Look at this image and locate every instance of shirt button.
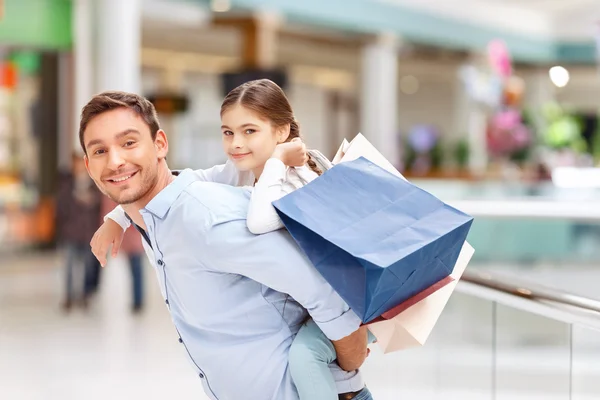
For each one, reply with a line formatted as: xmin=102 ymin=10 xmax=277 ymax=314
xmin=157 ymin=260 xmax=164 ymax=266
xmin=165 ymin=299 xmax=169 ymax=305
xmin=178 ymin=338 xmax=183 ymax=343
xmin=199 ymin=373 xmax=204 ymax=379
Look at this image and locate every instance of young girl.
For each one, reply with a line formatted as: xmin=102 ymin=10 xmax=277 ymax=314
xmin=91 ymin=79 xmax=373 ymax=400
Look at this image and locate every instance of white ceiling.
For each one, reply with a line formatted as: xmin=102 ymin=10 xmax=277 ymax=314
xmin=382 ymin=0 xmax=600 ymax=40
xmin=483 ymin=0 xmax=598 ymax=15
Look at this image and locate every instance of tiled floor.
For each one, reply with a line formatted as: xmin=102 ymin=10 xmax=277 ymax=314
xmin=2 ymin=251 xmax=599 ymax=400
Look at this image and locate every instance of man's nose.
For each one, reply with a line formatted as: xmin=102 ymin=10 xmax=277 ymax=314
xmin=107 ymin=148 xmax=126 ymax=170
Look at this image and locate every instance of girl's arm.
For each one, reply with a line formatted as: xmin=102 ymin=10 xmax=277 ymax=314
xmin=247 ymin=140 xmax=317 ymax=234
xmin=104 ymin=160 xmax=245 ymax=230
xmin=246 ymin=158 xmax=291 ymax=234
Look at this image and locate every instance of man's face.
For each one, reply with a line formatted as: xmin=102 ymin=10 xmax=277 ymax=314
xmin=83 ymin=108 xmax=165 ymax=205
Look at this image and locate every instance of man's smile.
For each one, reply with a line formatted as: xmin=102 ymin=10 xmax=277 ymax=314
xmin=104 ymin=170 xmax=139 ymax=186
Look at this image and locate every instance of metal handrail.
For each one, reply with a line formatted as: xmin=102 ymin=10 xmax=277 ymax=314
xmin=446 ymin=199 xmax=600 ymax=222
xmin=461 ymin=269 xmax=600 ymax=315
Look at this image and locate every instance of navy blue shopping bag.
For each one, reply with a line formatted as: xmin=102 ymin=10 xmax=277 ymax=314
xmin=273 ymin=157 xmax=474 ymax=323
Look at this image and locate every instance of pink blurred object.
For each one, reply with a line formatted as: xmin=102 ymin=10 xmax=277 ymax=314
xmin=487 ymin=39 xmax=512 ymax=78
xmin=492 ymin=109 xmax=521 ymax=130
xmin=487 ymin=110 xmax=531 ymax=157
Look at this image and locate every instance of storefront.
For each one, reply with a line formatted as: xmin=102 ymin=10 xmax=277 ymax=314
xmin=0 ymin=0 xmax=71 ymax=252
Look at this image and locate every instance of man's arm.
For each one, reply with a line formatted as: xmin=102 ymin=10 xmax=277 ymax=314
xmin=332 ymin=326 xmax=369 ymax=371
xmin=184 ymin=196 xmax=363 ymax=347
xmin=204 ymin=220 xmax=360 ymax=340
xmin=203 ymin=217 xmax=368 ymax=370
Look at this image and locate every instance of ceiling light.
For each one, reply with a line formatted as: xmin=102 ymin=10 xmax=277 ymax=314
xmin=549 ymin=66 xmax=569 ymax=88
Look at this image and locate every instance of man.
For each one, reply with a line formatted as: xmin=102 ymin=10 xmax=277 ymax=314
xmin=80 ymin=91 xmax=371 ymax=400
xmin=56 ymin=153 xmax=101 ymax=310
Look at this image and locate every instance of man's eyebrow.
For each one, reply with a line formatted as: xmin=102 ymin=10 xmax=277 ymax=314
xmin=86 ymin=129 xmax=141 ymax=149
xmin=116 ymin=129 xmax=141 ymax=139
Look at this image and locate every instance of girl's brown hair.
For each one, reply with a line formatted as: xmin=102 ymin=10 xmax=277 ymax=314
xmin=220 ymin=79 xmax=322 ymax=176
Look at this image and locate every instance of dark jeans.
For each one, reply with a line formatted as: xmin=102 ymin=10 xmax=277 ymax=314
xmin=85 ymin=256 xmax=101 ymax=295
xmin=129 ymin=253 xmax=144 ymax=308
xmin=64 ymin=243 xmax=96 ymax=302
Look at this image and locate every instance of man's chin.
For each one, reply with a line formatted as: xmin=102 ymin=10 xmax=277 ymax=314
xmin=104 ymin=189 xmax=143 ymax=205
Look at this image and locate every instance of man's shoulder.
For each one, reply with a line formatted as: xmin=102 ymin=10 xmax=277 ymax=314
xmin=185 ymin=180 xmax=251 ymax=206
xmin=170 ymin=180 xmax=251 ymax=226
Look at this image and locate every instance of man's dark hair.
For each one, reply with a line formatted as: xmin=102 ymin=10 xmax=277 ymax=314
xmin=79 ymin=91 xmax=160 ymax=155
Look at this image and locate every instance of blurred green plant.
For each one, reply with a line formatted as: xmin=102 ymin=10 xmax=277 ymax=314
xmin=541 ymin=102 xmax=587 ymax=152
xmin=430 ymin=141 xmax=444 ymax=169
xmin=592 ymin=112 xmax=600 ymax=163
xmin=454 ymin=138 xmax=469 ymax=169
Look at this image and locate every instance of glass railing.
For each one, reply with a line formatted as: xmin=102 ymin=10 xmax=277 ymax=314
xmin=360 ymin=263 xmax=600 ymax=400
xmin=411 ymin=179 xmax=600 ymax=265
xmin=358 ymin=196 xmax=600 ymax=400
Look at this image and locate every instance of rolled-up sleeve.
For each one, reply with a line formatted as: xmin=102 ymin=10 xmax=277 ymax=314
xmin=185 ymin=201 xmax=361 ymax=341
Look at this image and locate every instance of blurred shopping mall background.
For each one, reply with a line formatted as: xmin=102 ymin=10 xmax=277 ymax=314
xmin=1 ymin=0 xmax=600 ymax=399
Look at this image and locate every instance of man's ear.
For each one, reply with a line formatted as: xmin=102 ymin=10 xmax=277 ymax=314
xmin=277 ymin=125 xmax=291 ymax=143
xmin=155 ymin=130 xmax=169 ymax=159
xmin=84 ymin=154 xmax=91 ymax=176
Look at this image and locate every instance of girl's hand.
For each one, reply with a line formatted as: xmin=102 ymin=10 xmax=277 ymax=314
xmin=272 ymin=138 xmax=308 ymax=167
xmin=90 ymin=219 xmax=125 ymax=267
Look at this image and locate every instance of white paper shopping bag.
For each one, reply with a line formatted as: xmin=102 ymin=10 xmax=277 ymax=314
xmin=335 ymin=133 xmax=407 ymax=181
xmin=366 ymin=241 xmax=475 ymax=353
xmin=332 ymin=138 xmax=350 ymax=164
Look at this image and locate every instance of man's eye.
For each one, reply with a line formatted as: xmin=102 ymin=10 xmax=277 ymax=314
xmin=93 ymin=149 xmax=106 ymax=155
xmin=124 ymin=141 xmax=136 ymax=147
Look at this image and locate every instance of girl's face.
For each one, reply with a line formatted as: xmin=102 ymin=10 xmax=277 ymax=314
xmin=221 ymin=104 xmax=288 ymax=176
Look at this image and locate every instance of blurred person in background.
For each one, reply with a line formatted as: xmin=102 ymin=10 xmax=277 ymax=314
xmin=100 ymin=196 xmax=145 ymax=313
xmin=56 ymin=153 xmax=101 ymax=311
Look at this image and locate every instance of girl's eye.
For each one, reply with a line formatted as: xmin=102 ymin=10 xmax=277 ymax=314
xmin=223 ymin=130 xmax=233 ymax=136
xmin=245 ymin=129 xmax=256 ymax=135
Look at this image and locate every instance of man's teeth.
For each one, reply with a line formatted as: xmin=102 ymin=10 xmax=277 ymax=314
xmin=112 ymin=175 xmax=131 ymax=182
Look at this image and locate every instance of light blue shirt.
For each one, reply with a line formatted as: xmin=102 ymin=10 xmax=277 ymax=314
xmin=138 ymin=169 xmax=364 ymax=400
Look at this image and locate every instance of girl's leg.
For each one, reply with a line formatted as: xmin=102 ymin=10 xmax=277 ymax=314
xmin=367 ymin=329 xmax=377 ymax=344
xmin=289 ymin=319 xmax=338 ymax=400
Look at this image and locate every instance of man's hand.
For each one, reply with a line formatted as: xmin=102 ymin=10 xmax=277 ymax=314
xmin=332 ymin=325 xmax=369 ymax=372
xmin=90 ymin=219 xmax=125 ymax=267
xmin=271 ymin=138 xmax=308 ymax=167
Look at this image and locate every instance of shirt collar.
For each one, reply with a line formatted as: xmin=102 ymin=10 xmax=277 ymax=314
xmin=143 ymin=168 xmax=197 ymax=220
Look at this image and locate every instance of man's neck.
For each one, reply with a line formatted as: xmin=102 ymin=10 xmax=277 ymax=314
xmin=123 ymin=165 xmax=174 ymax=230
